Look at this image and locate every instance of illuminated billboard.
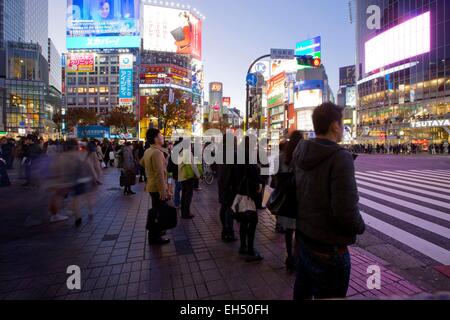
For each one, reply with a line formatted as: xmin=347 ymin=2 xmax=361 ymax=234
xmin=191 ymin=59 xmax=204 ymax=104
xmin=66 ymin=0 xmax=140 ymax=49
xmin=267 ymin=72 xmax=286 ymax=108
xmin=294 ymin=89 xmax=323 ymax=109
xmin=222 ymin=97 xmax=231 ymax=107
xmin=140 ymin=64 xmax=192 ymax=91
xmin=67 ymin=53 xmax=95 ymax=72
xmin=295 ymin=36 xmax=321 ymax=70
xmin=365 ymin=11 xmax=430 ymax=73
xmin=119 ymin=54 xmax=134 ymax=106
xmin=270 ymin=59 xmax=298 ymax=77
xmin=143 ymin=5 xmax=202 ymax=60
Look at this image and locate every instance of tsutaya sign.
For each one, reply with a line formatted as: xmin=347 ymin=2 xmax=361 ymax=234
xmin=411 ymin=119 xmax=450 ymax=128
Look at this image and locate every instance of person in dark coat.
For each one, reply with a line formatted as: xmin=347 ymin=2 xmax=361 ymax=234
xmin=234 ymin=135 xmax=264 ymax=263
xmin=0 ymin=149 xmax=11 ymax=187
xmin=292 ymin=103 xmax=365 ymax=300
xmin=122 ymin=142 xmax=136 ymax=195
xmin=217 ymin=133 xmax=239 ymax=242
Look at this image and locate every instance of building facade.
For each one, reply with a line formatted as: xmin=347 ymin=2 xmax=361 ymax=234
xmin=48 ymin=38 xmax=62 ymax=92
xmin=356 ymin=0 xmax=450 ymax=146
xmin=24 ymin=0 xmax=48 ymax=60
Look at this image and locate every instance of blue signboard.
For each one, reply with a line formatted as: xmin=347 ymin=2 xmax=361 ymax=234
xmin=295 ymin=36 xmax=322 ymax=57
xmin=119 ymin=69 xmax=133 ymax=99
xmin=67 ymin=36 xmax=141 ymax=49
xmin=296 ymin=80 xmax=324 ymax=91
xmin=77 ymin=126 xmax=110 ymax=139
xmin=246 ymin=73 xmax=258 ymax=87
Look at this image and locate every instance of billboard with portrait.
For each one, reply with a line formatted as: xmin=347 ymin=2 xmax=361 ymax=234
xmin=67 ymin=0 xmax=140 ymax=48
xmin=143 ymin=5 xmax=202 ymax=60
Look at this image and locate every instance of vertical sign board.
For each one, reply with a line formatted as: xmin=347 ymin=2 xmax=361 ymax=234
xmin=119 ymin=54 xmax=134 ymax=107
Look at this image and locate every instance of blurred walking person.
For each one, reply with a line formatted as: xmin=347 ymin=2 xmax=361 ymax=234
xmin=122 ymin=141 xmax=137 ymax=195
xmin=178 ymin=138 xmax=201 ymax=219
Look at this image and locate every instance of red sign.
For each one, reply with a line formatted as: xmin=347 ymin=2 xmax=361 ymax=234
xmin=67 ymin=53 xmax=95 ymax=73
xmin=222 ymin=97 xmax=231 ymax=107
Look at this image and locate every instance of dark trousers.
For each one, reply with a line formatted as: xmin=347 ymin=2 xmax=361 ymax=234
xmin=0 ymin=162 xmax=11 ymax=186
xmin=220 ymin=203 xmax=235 ymax=238
xmin=181 ymin=179 xmax=194 ymax=217
xmin=149 ymin=192 xmax=164 ymax=240
xmin=193 ymin=178 xmax=200 ymax=189
xmin=239 ymin=212 xmax=258 ymax=253
xmin=294 ymin=239 xmax=351 ymax=300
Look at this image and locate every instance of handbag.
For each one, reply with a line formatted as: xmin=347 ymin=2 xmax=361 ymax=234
xmin=267 ymin=171 xmax=297 ymax=217
xmin=146 ymin=202 xmax=178 ymax=231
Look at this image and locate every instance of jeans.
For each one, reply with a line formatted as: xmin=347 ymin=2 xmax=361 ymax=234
xmin=294 ymin=239 xmax=351 ymax=300
xmin=149 ymin=193 xmax=164 ymax=240
xmin=181 ymin=179 xmax=194 ymax=217
xmin=220 ymin=203 xmax=235 ymax=238
xmin=174 ymin=181 xmax=182 ymax=207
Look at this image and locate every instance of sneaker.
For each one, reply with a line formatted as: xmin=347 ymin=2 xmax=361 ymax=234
xmin=50 ymin=214 xmax=69 ymax=223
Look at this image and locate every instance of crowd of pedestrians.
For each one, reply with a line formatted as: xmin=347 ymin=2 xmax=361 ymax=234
xmin=346 ymin=142 xmax=449 ymax=155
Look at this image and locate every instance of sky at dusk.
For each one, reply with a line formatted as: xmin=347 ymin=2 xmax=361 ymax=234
xmin=49 ymin=0 xmax=355 ymax=112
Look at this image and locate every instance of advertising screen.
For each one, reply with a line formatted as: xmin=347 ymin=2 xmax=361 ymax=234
xmin=191 ymin=59 xmax=204 ymax=104
xmin=119 ymin=54 xmax=134 ymax=106
xmin=140 ymin=64 xmax=192 ymax=91
xmin=222 ymin=97 xmax=231 ymax=107
xmin=270 ymin=59 xmax=298 ymax=76
xmin=294 ymin=89 xmax=323 ymax=109
xmin=67 ymin=53 xmax=95 ymax=72
xmin=295 ymin=36 xmax=321 ymax=70
xmin=267 ymin=72 xmax=286 ymax=108
xmin=345 ymin=86 xmax=356 ymax=107
xmin=67 ymin=0 xmax=139 ymax=37
xmin=365 ymin=11 xmax=430 ymax=73
xmin=143 ymin=5 xmax=202 ymax=60
xmin=297 ymin=110 xmax=314 ymax=132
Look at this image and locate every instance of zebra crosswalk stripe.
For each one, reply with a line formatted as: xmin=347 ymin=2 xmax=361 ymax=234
xmin=410 ymin=169 xmax=450 ymax=177
xmin=397 ymin=170 xmax=450 ymax=182
xmin=357 ymin=186 xmax=450 ymax=222
xmin=359 ymin=197 xmax=450 ymax=239
xmin=361 ymin=212 xmax=450 ymax=265
xmin=357 ymin=172 xmax=450 ymax=194
xmin=356 ymin=178 xmax=450 ymax=209
xmin=368 ymin=171 xmax=449 ymax=188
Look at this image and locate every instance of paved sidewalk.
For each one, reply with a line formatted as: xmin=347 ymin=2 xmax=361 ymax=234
xmin=0 ymin=169 xmax=425 ymax=300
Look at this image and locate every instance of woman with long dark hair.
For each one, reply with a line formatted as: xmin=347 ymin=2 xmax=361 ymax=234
xmin=273 ymin=131 xmax=303 ymax=272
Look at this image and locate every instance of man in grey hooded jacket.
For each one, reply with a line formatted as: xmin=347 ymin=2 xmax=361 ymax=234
xmin=293 ymin=102 xmax=365 ymax=300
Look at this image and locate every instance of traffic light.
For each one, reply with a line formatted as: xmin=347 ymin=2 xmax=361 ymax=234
xmin=296 ymin=55 xmax=321 ymax=68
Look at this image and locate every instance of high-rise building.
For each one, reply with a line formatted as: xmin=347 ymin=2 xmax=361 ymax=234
xmin=356 ymin=0 xmax=450 ymax=147
xmin=24 ymin=0 xmax=48 ymax=60
xmin=0 ymin=0 xmax=25 ymax=47
xmin=48 ymin=38 xmax=61 ymax=92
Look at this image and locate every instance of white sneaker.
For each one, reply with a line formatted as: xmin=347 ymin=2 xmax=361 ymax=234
xmin=50 ymin=214 xmax=69 ymax=223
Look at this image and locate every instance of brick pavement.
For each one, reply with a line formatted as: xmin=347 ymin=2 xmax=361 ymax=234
xmin=0 ymin=169 xmax=425 ymax=300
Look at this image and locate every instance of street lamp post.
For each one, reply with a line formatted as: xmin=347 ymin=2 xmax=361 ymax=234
xmin=245 ymin=54 xmax=270 ymax=131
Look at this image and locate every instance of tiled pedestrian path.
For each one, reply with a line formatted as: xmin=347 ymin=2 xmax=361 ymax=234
xmin=0 ymin=169 xmax=425 ymax=300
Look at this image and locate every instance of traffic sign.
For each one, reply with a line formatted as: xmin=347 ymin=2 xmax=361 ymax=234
xmin=270 ymin=48 xmax=295 ymax=60
xmin=246 ymin=73 xmax=258 ymax=87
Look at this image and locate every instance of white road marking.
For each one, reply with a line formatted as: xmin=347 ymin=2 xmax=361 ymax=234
xmin=368 ymin=171 xmax=449 ymax=188
xmin=361 ymin=212 xmax=450 ymax=265
xmin=358 ymin=186 xmax=450 ymax=222
xmin=357 ymin=172 xmax=450 ymax=194
xmin=359 ymin=197 xmax=450 ymax=239
xmin=356 ymin=178 xmax=450 ymax=209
